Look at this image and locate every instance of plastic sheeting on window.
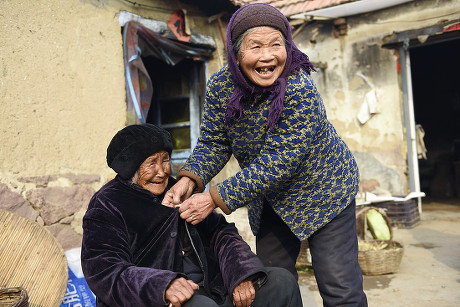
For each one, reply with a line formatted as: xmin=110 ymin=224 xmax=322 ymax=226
xmin=123 ymin=21 xmax=213 ymax=124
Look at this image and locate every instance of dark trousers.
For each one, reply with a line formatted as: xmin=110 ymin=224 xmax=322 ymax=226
xmin=256 ymin=200 xmax=368 ymax=307
xmin=256 ymin=202 xmax=302 ymax=280
xmin=183 ymin=267 xmax=303 ymax=307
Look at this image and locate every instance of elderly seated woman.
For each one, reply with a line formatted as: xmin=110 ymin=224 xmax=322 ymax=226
xmin=81 ymin=124 xmax=302 ymax=307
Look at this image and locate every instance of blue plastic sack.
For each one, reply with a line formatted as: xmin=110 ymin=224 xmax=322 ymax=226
xmin=60 ymin=248 xmax=96 ymax=307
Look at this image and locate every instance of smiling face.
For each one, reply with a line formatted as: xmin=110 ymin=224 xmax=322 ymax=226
xmin=133 ymin=151 xmax=171 ymax=195
xmin=237 ymin=26 xmax=287 ymax=88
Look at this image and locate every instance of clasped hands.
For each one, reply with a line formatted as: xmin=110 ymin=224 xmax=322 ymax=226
xmin=162 ymin=177 xmax=216 ymax=225
xmin=163 ymin=178 xmax=255 ymax=306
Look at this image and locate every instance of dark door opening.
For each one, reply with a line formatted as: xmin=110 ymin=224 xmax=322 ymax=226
xmin=410 ymin=38 xmax=460 ymax=200
xmin=142 ymin=56 xmax=205 ymax=152
xmin=122 ymin=20 xmax=213 ymax=174
xmin=139 ymin=55 xmax=206 ymax=175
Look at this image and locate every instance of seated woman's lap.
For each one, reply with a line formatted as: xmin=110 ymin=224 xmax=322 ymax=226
xmin=182 ymin=292 xmax=221 ymax=307
xmin=183 ymin=267 xmax=302 ymax=307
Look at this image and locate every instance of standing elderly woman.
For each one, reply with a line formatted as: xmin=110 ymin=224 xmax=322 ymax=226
xmin=81 ymin=124 xmax=302 ymax=307
xmin=162 ymin=3 xmax=367 ymax=306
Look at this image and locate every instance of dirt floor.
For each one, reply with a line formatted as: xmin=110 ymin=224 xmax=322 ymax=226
xmin=298 ymin=198 xmax=460 ymax=307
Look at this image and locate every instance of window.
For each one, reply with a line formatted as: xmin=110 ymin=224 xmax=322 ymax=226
xmin=121 ymin=18 xmax=214 ymax=173
xmin=143 ymin=56 xmax=204 ymax=155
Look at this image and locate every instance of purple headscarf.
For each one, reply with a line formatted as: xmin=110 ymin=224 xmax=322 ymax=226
xmin=225 ymin=3 xmax=315 ymax=131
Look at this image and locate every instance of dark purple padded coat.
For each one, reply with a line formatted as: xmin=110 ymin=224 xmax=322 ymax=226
xmin=81 ymin=176 xmax=267 ymax=307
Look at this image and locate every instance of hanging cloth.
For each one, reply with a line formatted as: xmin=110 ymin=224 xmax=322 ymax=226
xmin=416 ymin=124 xmax=427 ymax=159
xmin=122 ymin=21 xmax=214 ymax=124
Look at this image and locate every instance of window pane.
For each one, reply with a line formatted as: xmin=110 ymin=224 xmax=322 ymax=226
xmin=160 ymin=97 xmax=190 ymax=125
xmin=167 ymin=126 xmax=191 ymax=150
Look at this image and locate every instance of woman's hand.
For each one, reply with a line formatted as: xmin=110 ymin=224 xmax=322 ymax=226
xmin=232 ymin=279 xmax=256 ymax=307
xmin=179 ymin=192 xmax=216 ymax=225
xmin=162 ymin=177 xmax=196 ymax=207
xmin=165 ymin=277 xmax=199 ymax=307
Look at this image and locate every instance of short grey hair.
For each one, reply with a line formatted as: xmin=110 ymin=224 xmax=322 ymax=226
xmin=232 ymin=26 xmax=287 ymax=60
xmin=233 ymin=28 xmax=257 ymax=59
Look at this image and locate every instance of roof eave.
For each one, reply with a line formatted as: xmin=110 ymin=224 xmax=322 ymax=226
xmin=290 ymin=0 xmax=415 ymax=20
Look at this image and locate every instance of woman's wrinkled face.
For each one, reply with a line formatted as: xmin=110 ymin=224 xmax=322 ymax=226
xmin=134 ymin=151 xmax=171 ymax=195
xmin=238 ymin=26 xmax=287 ymax=87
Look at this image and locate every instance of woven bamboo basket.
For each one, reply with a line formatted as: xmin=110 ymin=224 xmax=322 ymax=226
xmin=358 ymin=240 xmax=404 ymax=275
xmin=296 ymin=240 xmax=311 ymax=266
xmin=356 ymin=207 xmax=404 ymax=275
xmin=0 ymin=287 xmax=28 ymax=307
xmin=0 ymin=210 xmax=68 ymax=307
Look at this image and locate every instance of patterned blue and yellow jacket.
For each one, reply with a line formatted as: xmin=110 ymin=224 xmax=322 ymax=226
xmin=178 ymin=65 xmax=359 ymax=240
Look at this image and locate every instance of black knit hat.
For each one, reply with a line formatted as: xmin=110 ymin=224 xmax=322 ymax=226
xmin=230 ymin=3 xmax=289 ymax=43
xmin=106 ymin=124 xmax=173 ymax=179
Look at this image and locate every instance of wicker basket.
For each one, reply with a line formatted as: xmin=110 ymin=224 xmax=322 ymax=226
xmin=0 ymin=210 xmax=68 ymax=307
xmin=356 ymin=207 xmax=404 ymax=275
xmin=358 ymin=240 xmax=404 ymax=275
xmin=0 ymin=287 xmax=29 ymax=307
xmin=296 ymin=240 xmax=311 ymax=266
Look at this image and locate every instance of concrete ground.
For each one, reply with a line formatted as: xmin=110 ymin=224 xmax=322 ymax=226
xmin=298 ymin=198 xmax=460 ymax=307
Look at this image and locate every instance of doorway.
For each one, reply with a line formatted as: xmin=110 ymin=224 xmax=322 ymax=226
xmin=122 ymin=20 xmax=213 ymax=174
xmin=410 ymin=38 xmax=460 ymax=200
xmin=142 ymin=56 xmax=206 ymax=174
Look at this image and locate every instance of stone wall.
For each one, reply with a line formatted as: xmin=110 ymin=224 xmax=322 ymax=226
xmin=0 ymin=173 xmax=105 ymax=250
